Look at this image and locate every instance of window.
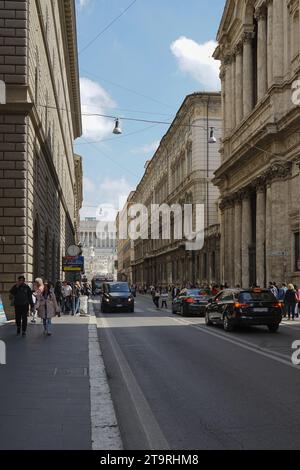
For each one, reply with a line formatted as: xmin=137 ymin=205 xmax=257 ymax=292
xmin=295 ymin=232 xmax=300 ymax=271
xmin=293 ymin=11 xmax=300 ymax=58
xmin=187 ymin=145 xmax=192 ymax=174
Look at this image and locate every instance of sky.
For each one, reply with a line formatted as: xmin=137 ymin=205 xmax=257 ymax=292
xmin=75 ymin=0 xmax=226 ymax=220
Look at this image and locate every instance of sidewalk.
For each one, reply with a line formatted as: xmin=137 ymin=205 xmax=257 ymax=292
xmin=0 ymin=314 xmax=92 ymax=450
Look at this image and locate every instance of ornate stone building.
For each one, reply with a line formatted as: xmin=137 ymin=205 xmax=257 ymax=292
xmin=130 ymin=92 xmax=222 ymax=287
xmin=214 ymin=0 xmax=300 ymax=287
xmin=116 ymin=192 xmax=136 ymax=284
xmin=80 ymin=218 xmax=116 ymax=280
xmin=0 ymin=0 xmax=82 ymax=313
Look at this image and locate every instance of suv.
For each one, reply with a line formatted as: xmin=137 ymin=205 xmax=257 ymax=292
xmin=101 ymin=282 xmax=135 ymax=313
xmin=205 ymin=288 xmax=283 ymax=333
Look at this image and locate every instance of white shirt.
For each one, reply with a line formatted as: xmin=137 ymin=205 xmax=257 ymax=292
xmin=62 ymin=285 xmax=72 ymax=298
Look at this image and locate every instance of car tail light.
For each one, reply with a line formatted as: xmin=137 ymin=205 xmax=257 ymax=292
xmin=234 ymin=302 xmax=249 ymax=309
xmin=184 ymin=298 xmax=194 ymax=303
xmin=272 ymin=302 xmax=283 ymax=308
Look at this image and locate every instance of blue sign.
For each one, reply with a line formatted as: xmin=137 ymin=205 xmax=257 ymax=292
xmin=0 ymin=295 xmax=7 ymax=325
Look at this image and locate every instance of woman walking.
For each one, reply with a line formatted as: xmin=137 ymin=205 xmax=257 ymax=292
xmin=36 ymin=283 xmax=59 ymax=336
xmin=284 ymin=284 xmax=298 ymax=321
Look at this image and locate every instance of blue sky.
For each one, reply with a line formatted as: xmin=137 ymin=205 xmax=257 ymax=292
xmin=75 ymin=0 xmax=225 ymax=219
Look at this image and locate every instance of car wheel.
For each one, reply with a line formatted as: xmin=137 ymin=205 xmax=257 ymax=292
xmin=205 ymin=313 xmax=213 ymax=326
xmin=223 ymin=315 xmax=234 ymax=332
xmin=268 ymin=324 xmax=279 ymax=333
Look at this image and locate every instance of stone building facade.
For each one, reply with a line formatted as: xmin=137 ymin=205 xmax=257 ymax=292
xmin=214 ymin=0 xmax=300 ymax=288
xmin=129 ymin=93 xmax=222 ymax=287
xmin=0 ymin=0 xmax=82 ymax=313
xmin=79 ymin=218 xmax=116 ymax=280
xmin=116 ymin=192 xmax=135 ymax=284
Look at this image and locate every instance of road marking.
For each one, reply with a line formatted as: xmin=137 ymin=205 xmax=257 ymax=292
xmin=99 ymin=312 xmax=170 ymax=450
xmin=170 ymin=317 xmax=299 ymax=371
xmin=88 ymin=302 xmax=123 ymax=450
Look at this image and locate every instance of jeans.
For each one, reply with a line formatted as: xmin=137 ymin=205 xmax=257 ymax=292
xmin=62 ymin=297 xmax=71 ymax=313
xmin=161 ymin=301 xmax=168 ymax=309
xmin=73 ymin=297 xmax=80 ymax=315
xmin=285 ymin=303 xmax=296 ymax=319
xmin=15 ymin=305 xmax=29 ymax=333
xmin=43 ymin=317 xmax=52 ymax=333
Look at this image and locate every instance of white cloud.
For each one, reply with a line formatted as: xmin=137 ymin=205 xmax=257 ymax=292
xmin=131 ymin=140 xmax=160 ymax=156
xmin=170 ymin=37 xmax=220 ymax=91
xmin=80 ymin=77 xmax=116 ymax=140
xmin=78 ymin=0 xmax=91 ymax=10
xmin=81 ymin=177 xmax=134 ymax=220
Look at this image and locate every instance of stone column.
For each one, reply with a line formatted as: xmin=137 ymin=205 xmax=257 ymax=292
xmin=267 ymin=0 xmax=273 ymax=88
xmin=241 ymin=192 xmax=251 ymax=287
xmin=273 ymin=0 xmax=284 ymax=81
xmin=234 ymin=198 xmax=242 ymax=287
xmin=231 ymin=56 xmax=236 ymax=129
xmin=224 ymin=55 xmax=232 ymax=134
xmin=243 ymin=32 xmax=255 ymax=116
xmin=220 ymin=208 xmax=225 ymax=284
xmin=256 ymin=185 xmax=266 ymax=287
xmin=220 ymin=69 xmax=226 ymax=137
xmin=256 ymin=6 xmax=268 ymax=101
xmin=235 ymin=42 xmax=243 ymax=123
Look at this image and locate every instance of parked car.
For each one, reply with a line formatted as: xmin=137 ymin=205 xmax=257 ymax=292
xmin=101 ymin=282 xmax=135 ymax=313
xmin=205 ymin=288 xmax=283 ymax=333
xmin=172 ymin=289 xmax=211 ymax=317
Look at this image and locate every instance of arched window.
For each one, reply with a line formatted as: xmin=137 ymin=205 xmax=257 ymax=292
xmin=293 ymin=11 xmax=299 ymax=58
xmin=33 ymin=218 xmax=41 ymax=280
xmin=44 ymin=229 xmax=49 ymax=280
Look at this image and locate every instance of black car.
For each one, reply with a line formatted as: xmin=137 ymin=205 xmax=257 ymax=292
xmin=205 ymin=288 xmax=283 ymax=332
xmin=172 ymin=289 xmax=212 ymax=317
xmin=101 ymin=282 xmax=135 ymax=313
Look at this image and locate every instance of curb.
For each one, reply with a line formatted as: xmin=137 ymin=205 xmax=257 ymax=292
xmin=88 ymin=301 xmax=123 ymax=450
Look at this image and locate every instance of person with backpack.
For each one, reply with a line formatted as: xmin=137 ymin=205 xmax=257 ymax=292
xmin=10 ymin=276 xmax=34 ymax=337
xmin=284 ymin=284 xmax=298 ymax=321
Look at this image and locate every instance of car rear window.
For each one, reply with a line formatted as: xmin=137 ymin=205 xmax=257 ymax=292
xmin=187 ymin=290 xmax=210 ymax=297
xmin=108 ymin=284 xmax=130 ymax=293
xmin=239 ymin=291 xmax=276 ymax=302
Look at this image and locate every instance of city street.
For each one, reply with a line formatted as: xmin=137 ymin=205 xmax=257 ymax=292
xmin=94 ymin=295 xmax=300 ymax=450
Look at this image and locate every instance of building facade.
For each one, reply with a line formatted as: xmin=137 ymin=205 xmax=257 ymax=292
xmin=79 ymin=218 xmax=116 ymax=280
xmin=0 ymin=0 xmax=82 ymax=314
xmin=116 ymin=192 xmax=135 ymax=284
xmin=129 ymin=92 xmax=222 ymax=287
xmin=214 ymin=0 xmax=300 ymax=287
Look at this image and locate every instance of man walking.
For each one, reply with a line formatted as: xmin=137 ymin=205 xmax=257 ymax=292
xmin=10 ymin=276 xmax=34 ymax=337
xmin=62 ymin=281 xmax=72 ymax=314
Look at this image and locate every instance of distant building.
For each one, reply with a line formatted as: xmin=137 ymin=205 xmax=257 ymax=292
xmin=79 ymin=218 xmax=116 ymax=280
xmin=124 ymin=92 xmax=222 ymax=286
xmin=0 ymin=0 xmax=82 ymax=315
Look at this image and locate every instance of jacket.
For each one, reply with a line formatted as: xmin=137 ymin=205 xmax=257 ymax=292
xmin=284 ymin=289 xmax=298 ymax=304
xmin=36 ymin=292 xmax=59 ymax=319
xmin=10 ymin=284 xmax=33 ymax=307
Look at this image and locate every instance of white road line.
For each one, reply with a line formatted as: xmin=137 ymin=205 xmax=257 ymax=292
xmin=88 ymin=302 xmax=123 ymax=450
xmin=99 ymin=313 xmax=170 ymax=450
xmin=170 ymin=317 xmax=299 ymax=371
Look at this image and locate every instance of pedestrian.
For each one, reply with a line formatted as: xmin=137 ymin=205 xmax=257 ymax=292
xmin=62 ymin=280 xmax=72 ymax=314
xmin=36 ymin=283 xmax=60 ymax=336
xmin=31 ymin=278 xmax=45 ymax=323
xmin=284 ymin=284 xmax=298 ymax=321
xmin=153 ymin=289 xmax=161 ymax=309
xmin=72 ymin=281 xmax=81 ymax=316
xmin=294 ymin=285 xmax=299 ymax=318
xmin=161 ymin=289 xmax=168 ymax=309
xmin=54 ymin=281 xmax=63 ymax=317
xmin=9 ymin=276 xmax=34 ymax=337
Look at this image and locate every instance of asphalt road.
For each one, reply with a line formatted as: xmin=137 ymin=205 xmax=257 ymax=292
xmin=94 ymin=294 xmax=300 ymax=450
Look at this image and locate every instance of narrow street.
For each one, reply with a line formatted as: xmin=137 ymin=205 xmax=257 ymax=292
xmin=93 ymin=295 xmax=300 ymax=450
